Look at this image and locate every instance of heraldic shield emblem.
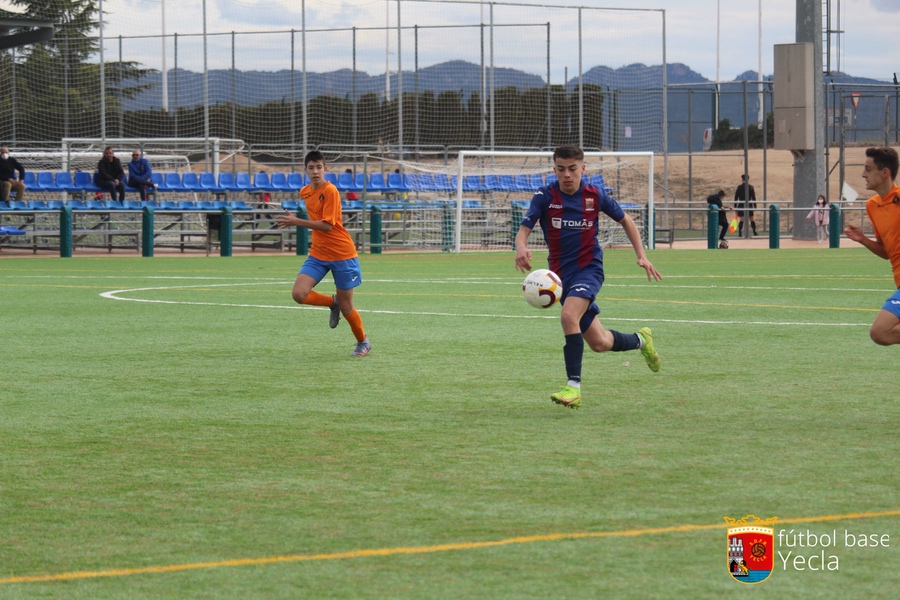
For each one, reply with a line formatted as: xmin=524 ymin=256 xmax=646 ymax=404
xmin=725 ymin=515 xmax=778 ymax=584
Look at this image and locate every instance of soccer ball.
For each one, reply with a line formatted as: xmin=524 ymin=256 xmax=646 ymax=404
xmin=719 ymin=240 xmax=729 ymax=249
xmin=522 ymin=269 xmax=562 ymax=309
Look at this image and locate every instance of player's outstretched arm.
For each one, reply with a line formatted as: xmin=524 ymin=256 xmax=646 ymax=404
xmin=619 ymin=213 xmax=662 ymax=282
xmin=275 ymin=210 xmax=333 ymax=232
xmin=844 ymin=224 xmax=889 ymax=259
xmin=514 ymin=225 xmax=534 ymax=273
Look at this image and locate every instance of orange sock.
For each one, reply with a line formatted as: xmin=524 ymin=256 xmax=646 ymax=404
xmin=344 ymin=309 xmax=366 ymax=342
xmin=303 ymin=290 xmax=334 ymax=307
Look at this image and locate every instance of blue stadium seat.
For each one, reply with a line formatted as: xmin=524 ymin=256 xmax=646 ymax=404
xmin=217 ymin=172 xmax=238 ymax=192
xmin=181 ymin=172 xmax=203 ymax=192
xmin=528 ymin=174 xmax=545 ymax=189
xmin=286 ymin=172 xmax=307 ymax=190
xmin=74 ymin=171 xmax=101 ymax=198
xmin=254 ymin=172 xmax=276 ymax=192
xmin=433 ymin=173 xmax=454 ymax=192
xmin=106 ymin=200 xmax=125 ymax=210
xmin=177 ymin=201 xmax=198 ymax=210
xmin=463 ymin=175 xmax=488 ymax=193
xmin=159 ymin=200 xmax=179 ymax=210
xmin=55 ymin=171 xmax=78 ymax=196
xmin=387 ymin=172 xmax=409 ymax=193
xmin=367 ymin=173 xmax=390 ymax=193
xmin=23 ymin=172 xmax=42 ymax=192
xmin=281 ymin=200 xmax=299 ymax=211
xmin=322 ymin=172 xmax=339 ymax=189
xmin=67 ymin=200 xmax=86 ymax=210
xmin=196 ymin=201 xmax=215 ymax=210
xmin=123 ymin=200 xmax=143 ymax=210
xmin=270 ymin=172 xmax=291 ymax=193
xmin=199 ymin=172 xmax=227 ymax=194
xmin=37 ymin=171 xmax=62 ymax=194
xmin=546 ymin=173 xmax=558 ymax=186
xmin=230 ymin=200 xmax=252 ymax=210
xmin=47 ymin=200 xmax=65 ymax=210
xmin=164 ymin=172 xmax=188 ymax=192
xmin=338 ymin=171 xmax=362 ymax=192
xmin=86 ymin=200 xmax=106 ymax=210
xmin=233 ymin=172 xmax=254 ymax=194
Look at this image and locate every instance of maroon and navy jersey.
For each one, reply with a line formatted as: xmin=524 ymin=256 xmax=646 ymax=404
xmin=521 ymin=181 xmax=626 ymax=277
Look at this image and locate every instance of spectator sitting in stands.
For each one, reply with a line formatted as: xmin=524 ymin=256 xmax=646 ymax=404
xmin=96 ymin=146 xmax=126 ymax=201
xmin=127 ymin=149 xmax=156 ymax=200
xmin=0 ymin=146 xmax=26 ymax=202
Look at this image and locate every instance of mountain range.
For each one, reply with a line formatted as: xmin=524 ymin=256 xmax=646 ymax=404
xmin=121 ymin=61 xmax=893 ymax=152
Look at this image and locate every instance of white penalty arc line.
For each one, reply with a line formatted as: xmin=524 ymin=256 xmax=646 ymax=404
xmin=100 ymin=287 xmax=868 ymax=328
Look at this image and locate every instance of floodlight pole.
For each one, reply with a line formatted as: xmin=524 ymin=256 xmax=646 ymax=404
xmin=99 ymin=0 xmax=105 ymax=142
xmin=161 ymin=0 xmax=168 ymax=112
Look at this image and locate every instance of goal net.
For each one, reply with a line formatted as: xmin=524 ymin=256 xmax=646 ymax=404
xmin=390 ymin=151 xmax=654 ymax=253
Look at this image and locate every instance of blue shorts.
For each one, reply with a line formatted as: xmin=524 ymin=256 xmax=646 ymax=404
xmin=881 ymin=288 xmax=900 ymax=319
xmin=300 ymin=256 xmax=362 ymax=290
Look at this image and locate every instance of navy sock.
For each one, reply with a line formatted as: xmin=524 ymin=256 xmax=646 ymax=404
xmin=563 ymin=333 xmax=584 ymax=384
xmin=610 ymin=330 xmax=641 ymax=352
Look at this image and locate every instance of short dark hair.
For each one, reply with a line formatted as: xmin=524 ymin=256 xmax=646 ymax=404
xmin=865 ymin=147 xmax=899 ymax=181
xmin=304 ymin=150 xmax=325 ymax=166
xmin=553 ymin=145 xmax=584 ymax=162
xmin=717 ymin=189 xmax=725 ymax=197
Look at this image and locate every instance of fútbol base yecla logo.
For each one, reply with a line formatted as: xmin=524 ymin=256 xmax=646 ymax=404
xmin=725 ymin=515 xmax=778 ymax=584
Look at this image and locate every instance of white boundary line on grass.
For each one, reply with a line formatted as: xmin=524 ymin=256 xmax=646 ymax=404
xmin=98 ymin=283 xmax=871 ymax=328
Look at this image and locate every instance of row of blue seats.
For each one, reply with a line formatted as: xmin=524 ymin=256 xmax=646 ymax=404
xmin=16 ymin=170 xmax=609 ymax=196
xmin=0 ymin=198 xmax=497 ymax=212
xmin=0 ymin=199 xmax=255 ymax=211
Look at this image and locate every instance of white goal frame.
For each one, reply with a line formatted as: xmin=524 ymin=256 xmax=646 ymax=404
xmin=455 ymin=150 xmax=655 ymax=253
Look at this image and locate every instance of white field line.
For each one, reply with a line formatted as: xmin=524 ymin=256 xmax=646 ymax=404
xmin=98 ymin=282 xmax=871 ymax=328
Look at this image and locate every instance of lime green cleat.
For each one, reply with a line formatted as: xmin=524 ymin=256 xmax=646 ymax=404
xmin=550 ymin=385 xmax=582 ymax=409
xmin=638 ymin=327 xmax=660 ymax=372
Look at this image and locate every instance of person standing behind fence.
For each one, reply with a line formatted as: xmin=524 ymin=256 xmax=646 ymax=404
xmin=127 ymin=149 xmax=156 ymax=201
xmin=0 ymin=147 xmax=26 ymax=202
xmin=274 ymin=150 xmax=371 ymax=357
xmin=734 ymin=174 xmax=758 ymax=237
xmin=805 ymin=195 xmax=830 ymax=244
xmin=96 ymin=147 xmax=126 ymax=201
xmin=707 ymin=189 xmax=728 ymax=244
xmin=844 ymin=146 xmax=900 ymax=346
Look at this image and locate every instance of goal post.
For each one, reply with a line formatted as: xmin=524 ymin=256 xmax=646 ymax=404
xmin=453 ymin=150 xmax=655 ymax=253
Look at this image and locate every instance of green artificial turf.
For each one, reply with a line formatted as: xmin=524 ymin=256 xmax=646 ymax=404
xmin=0 ymin=249 xmax=897 ymax=598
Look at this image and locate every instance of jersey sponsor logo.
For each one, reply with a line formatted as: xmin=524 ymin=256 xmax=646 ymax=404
xmin=551 ymin=217 xmax=594 ymax=229
xmin=891 ymin=300 xmax=900 ymax=305
xmin=549 ymin=203 xmax=563 ymax=209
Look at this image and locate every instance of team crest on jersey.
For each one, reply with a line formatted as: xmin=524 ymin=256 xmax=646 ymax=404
xmin=725 ymin=515 xmax=777 ymax=584
xmin=585 ymin=197 xmax=594 ymax=210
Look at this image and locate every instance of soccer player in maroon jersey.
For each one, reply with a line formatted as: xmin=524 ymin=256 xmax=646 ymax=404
xmin=514 ymin=145 xmax=662 ymax=409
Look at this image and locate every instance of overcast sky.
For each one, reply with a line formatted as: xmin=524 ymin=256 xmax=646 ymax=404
xmin=3 ymin=0 xmax=898 ymax=81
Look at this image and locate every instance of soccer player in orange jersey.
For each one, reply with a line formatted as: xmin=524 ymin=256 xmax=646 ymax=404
xmin=276 ymin=151 xmax=370 ymax=356
xmin=844 ymin=146 xmax=900 ymax=346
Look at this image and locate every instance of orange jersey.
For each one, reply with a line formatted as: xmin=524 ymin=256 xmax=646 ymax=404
xmin=865 ymin=185 xmax=900 ymax=287
xmin=300 ymin=181 xmax=357 ymax=261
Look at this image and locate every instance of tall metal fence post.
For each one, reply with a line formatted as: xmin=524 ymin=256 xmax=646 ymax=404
xmin=768 ymin=205 xmax=780 ymax=249
xmin=295 ymin=206 xmax=309 ymax=255
xmin=219 ymin=205 xmax=233 ymax=257
xmin=370 ymin=206 xmax=383 ymax=254
xmin=141 ymin=205 xmax=154 ymax=257
xmin=441 ymin=205 xmax=454 ymax=252
xmin=511 ymin=205 xmax=523 ymax=249
xmin=707 ymin=205 xmax=718 ymax=249
xmin=829 ymin=204 xmax=841 ymax=248
xmin=59 ymin=205 xmax=73 ymax=258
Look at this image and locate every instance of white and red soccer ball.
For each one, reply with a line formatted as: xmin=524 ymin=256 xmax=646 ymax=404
xmin=522 ymin=269 xmax=562 ymax=309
